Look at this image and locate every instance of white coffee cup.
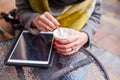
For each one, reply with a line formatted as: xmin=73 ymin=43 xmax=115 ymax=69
xmin=53 ymin=28 xmax=75 ymax=40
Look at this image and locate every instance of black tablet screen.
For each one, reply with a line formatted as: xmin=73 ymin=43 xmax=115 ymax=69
xmin=8 ymin=31 xmax=54 ymax=64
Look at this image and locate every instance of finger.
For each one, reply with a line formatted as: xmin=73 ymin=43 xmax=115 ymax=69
xmin=57 ymin=43 xmax=81 ymax=55
xmin=58 ymin=48 xmax=77 ymax=56
xmin=38 ymin=21 xmax=53 ymax=31
xmin=56 ymin=47 xmax=72 ymax=53
xmin=39 ymin=14 xmax=56 ymax=29
xmin=63 ymin=46 xmax=80 ymax=55
xmin=35 ymin=21 xmax=47 ymax=32
xmin=55 ymin=38 xmax=79 ymax=49
xmin=44 ymin=12 xmax=60 ymax=27
xmin=32 ymin=15 xmax=47 ymax=31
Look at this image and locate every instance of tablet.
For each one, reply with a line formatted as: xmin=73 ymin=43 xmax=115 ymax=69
xmin=4 ymin=30 xmax=55 ymax=68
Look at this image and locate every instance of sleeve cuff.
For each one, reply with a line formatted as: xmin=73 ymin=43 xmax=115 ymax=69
xmin=24 ymin=13 xmax=40 ymax=35
xmin=80 ymin=19 xmax=98 ymax=48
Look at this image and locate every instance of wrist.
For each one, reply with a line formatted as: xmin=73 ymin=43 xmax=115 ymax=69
xmin=81 ymin=32 xmax=89 ymax=43
xmin=31 ymin=15 xmax=39 ymax=28
xmin=79 ymin=31 xmax=89 ymax=48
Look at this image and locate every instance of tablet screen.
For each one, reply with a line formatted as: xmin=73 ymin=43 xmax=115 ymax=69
xmin=8 ymin=30 xmax=54 ymax=64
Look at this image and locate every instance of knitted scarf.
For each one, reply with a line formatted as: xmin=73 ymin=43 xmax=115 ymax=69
xmin=29 ymin=0 xmax=96 ymax=31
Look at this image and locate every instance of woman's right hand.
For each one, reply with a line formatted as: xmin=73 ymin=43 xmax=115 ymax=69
xmin=32 ymin=12 xmax=60 ymax=32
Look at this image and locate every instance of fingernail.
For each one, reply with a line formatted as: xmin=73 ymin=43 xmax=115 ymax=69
xmin=55 ymin=40 xmax=60 ymax=44
xmin=58 ymin=24 xmax=61 ymax=28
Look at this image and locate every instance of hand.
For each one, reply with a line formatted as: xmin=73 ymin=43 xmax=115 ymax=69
xmin=54 ymin=31 xmax=88 ymax=55
xmin=32 ymin=12 xmax=60 ymax=32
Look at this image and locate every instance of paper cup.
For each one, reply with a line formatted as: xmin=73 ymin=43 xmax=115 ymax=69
xmin=53 ymin=28 xmax=75 ymax=40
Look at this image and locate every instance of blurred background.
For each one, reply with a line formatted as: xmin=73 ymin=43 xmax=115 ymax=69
xmin=94 ymin=0 xmax=120 ymax=80
xmin=0 ymin=0 xmax=120 ymax=80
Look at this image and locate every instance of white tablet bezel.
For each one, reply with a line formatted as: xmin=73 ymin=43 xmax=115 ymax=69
xmin=7 ymin=30 xmax=54 ymax=65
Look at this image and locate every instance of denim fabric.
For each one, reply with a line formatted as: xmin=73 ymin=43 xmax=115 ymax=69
xmin=57 ymin=50 xmax=88 ymax=80
xmin=63 ymin=65 xmax=87 ymax=80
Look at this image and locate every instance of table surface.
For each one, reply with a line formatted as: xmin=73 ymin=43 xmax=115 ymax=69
xmin=0 ymin=39 xmax=108 ymax=80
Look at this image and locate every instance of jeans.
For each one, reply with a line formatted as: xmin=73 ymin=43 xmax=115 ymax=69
xmin=63 ymin=66 xmax=87 ymax=80
xmin=58 ymin=50 xmax=88 ymax=80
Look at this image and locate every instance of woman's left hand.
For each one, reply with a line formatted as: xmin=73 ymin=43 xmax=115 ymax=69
xmin=54 ymin=31 xmax=88 ymax=55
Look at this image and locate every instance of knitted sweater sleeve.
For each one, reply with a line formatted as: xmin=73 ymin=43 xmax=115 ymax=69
xmin=81 ymin=0 xmax=102 ymax=48
xmin=16 ymin=0 xmax=39 ymax=30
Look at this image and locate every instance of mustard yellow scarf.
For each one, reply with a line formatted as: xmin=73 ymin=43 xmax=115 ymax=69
xmin=29 ymin=0 xmax=96 ymax=31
